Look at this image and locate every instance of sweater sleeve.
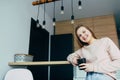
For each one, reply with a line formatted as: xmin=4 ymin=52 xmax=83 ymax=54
xmin=67 ymin=49 xmax=81 ymax=62
xmin=93 ymin=37 xmax=120 ymax=73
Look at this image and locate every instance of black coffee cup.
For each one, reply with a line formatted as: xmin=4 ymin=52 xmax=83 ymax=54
xmin=77 ymin=58 xmax=86 ymax=70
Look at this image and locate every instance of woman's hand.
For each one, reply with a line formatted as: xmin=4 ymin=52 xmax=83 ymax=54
xmin=71 ymin=57 xmax=79 ymax=66
xmin=79 ymin=63 xmax=93 ymax=72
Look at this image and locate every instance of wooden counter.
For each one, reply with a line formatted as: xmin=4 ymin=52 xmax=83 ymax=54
xmin=8 ymin=61 xmax=70 ymax=66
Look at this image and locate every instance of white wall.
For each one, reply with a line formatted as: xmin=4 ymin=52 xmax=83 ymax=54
xmin=0 ymin=0 xmax=53 ymax=80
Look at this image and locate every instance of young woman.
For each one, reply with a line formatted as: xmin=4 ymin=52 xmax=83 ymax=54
xmin=67 ymin=25 xmax=120 ymax=80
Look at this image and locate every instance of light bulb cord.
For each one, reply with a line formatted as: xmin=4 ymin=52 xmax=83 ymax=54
xmin=37 ymin=5 xmax=40 ymax=20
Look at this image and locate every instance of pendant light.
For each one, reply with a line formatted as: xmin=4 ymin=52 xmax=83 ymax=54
xmin=71 ymin=0 xmax=74 ymax=24
xmin=60 ymin=0 xmax=64 ymax=14
xmin=78 ymin=0 xmax=82 ymax=10
xmin=53 ymin=1 xmax=56 ymax=26
xmin=42 ymin=3 xmax=46 ymax=28
xmin=36 ymin=4 xmax=42 ymax=28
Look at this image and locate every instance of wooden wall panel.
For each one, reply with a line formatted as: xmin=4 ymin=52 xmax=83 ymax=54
xmin=55 ymin=21 xmax=74 ymax=34
xmin=55 ymin=14 xmax=119 ymax=50
xmin=94 ymin=25 xmax=116 ymax=35
xmin=75 ymin=18 xmax=94 ymax=31
xmin=93 ymin=15 xmax=115 ymax=26
xmin=93 ymin=15 xmax=119 ymax=47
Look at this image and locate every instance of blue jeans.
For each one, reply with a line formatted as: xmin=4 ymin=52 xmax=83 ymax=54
xmin=86 ymin=72 xmax=114 ymax=80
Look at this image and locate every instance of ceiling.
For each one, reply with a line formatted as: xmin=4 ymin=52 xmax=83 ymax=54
xmin=35 ymin=0 xmax=120 ymax=21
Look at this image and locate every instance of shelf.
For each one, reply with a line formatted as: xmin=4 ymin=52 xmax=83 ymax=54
xmin=8 ymin=61 xmax=70 ymax=66
xmin=32 ymin=0 xmax=60 ymax=6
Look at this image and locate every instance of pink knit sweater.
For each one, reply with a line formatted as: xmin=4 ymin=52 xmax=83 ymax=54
xmin=67 ymin=37 xmax=120 ymax=79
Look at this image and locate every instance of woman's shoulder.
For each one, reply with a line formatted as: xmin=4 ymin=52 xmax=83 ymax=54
xmin=99 ymin=37 xmax=111 ymax=41
xmin=98 ymin=37 xmax=113 ymax=45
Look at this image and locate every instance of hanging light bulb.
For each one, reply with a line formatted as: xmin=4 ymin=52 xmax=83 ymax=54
xmin=36 ymin=19 xmax=42 ymax=28
xmin=61 ymin=6 xmax=64 ymax=14
xmin=53 ymin=18 xmax=56 ymax=26
xmin=42 ymin=20 xmax=46 ymax=28
xmin=78 ymin=0 xmax=82 ymax=10
xmin=71 ymin=0 xmax=74 ymax=24
xmin=42 ymin=3 xmax=46 ymax=28
xmin=36 ymin=4 xmax=42 ymax=28
xmin=60 ymin=0 xmax=64 ymax=14
xmin=53 ymin=2 xmax=56 ymax=26
xmin=36 ymin=19 xmax=40 ymax=27
xmin=71 ymin=15 xmax=74 ymax=24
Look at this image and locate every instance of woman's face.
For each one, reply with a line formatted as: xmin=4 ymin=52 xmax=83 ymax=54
xmin=77 ymin=26 xmax=93 ymax=44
